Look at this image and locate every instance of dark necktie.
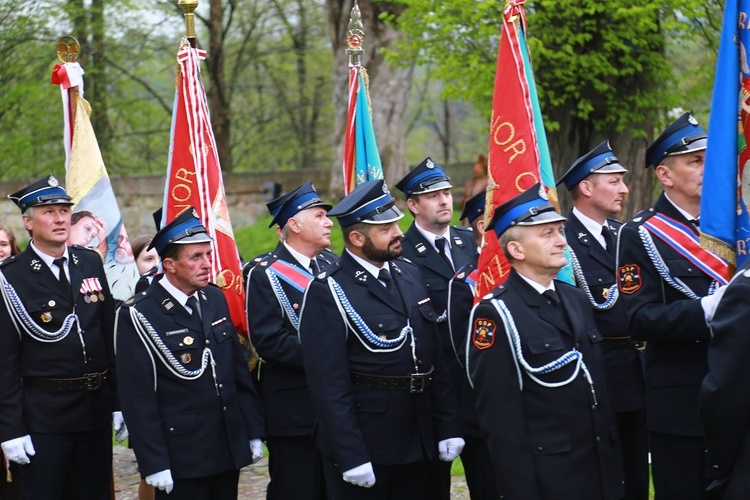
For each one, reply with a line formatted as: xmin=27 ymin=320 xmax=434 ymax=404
xmin=691 ymin=219 xmax=700 ymax=231
xmin=53 ymin=257 xmax=70 ymax=290
xmin=378 ymin=267 xmax=400 ymax=301
xmin=186 ymin=295 xmax=201 ymax=322
xmin=309 ymin=259 xmax=320 ymax=275
xmin=542 ymin=289 xmax=560 ymax=309
xmin=601 ymin=225 xmax=616 ymax=257
xmin=435 ymin=237 xmax=454 ymax=271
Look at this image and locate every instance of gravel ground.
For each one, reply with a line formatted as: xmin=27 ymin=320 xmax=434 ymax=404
xmin=112 ymin=445 xmax=470 ymax=499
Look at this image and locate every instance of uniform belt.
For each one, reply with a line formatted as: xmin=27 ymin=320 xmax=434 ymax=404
xmin=601 ymin=338 xmax=645 ymax=351
xmin=23 ymin=370 xmax=108 ymax=392
xmin=351 ymin=368 xmax=434 ymax=394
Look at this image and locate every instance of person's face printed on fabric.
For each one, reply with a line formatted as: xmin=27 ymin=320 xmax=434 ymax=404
xmin=115 ymin=225 xmax=135 ymax=264
xmin=69 ymin=213 xmax=103 ymax=247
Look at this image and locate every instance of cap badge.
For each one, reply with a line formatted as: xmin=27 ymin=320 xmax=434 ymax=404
xmin=382 ymin=181 xmax=388 ymax=193
xmin=426 ymin=159 xmax=435 ymax=169
xmin=191 ymin=208 xmax=199 ymax=218
xmin=48 ymin=175 xmax=59 ymax=188
xmin=688 ymin=114 xmax=698 ymax=125
xmin=538 ymin=185 xmax=549 ymax=200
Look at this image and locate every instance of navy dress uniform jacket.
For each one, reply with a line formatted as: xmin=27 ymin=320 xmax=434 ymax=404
xmin=401 ymin=223 xmax=476 ymax=324
xmin=0 ymin=245 xmax=116 ymax=440
xmin=116 ymin=281 xmax=264 ymax=479
xmin=617 ymin=193 xmax=712 ymax=436
xmin=246 ymin=244 xmax=335 ymax=437
xmin=468 ymin=270 xmax=624 ymax=500
xmin=565 ymin=212 xmax=645 ymax=413
xmin=700 ymin=260 xmax=750 ymax=499
xmin=298 ymin=251 xmax=459 ymax=472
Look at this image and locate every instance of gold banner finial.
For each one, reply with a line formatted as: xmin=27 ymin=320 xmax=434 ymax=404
xmin=346 ymin=2 xmax=365 ymax=66
xmin=178 ymin=0 xmax=199 ymax=43
xmin=57 ymin=36 xmax=80 ymax=64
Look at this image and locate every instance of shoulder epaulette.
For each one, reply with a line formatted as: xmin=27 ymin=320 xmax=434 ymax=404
xmin=71 ymin=244 xmax=100 ymax=254
xmin=452 ymin=225 xmax=473 ymax=234
xmin=629 ymin=207 xmax=656 ymax=224
xmin=122 ymin=290 xmax=149 ymax=307
xmin=482 ymin=283 xmax=508 ymax=301
xmin=314 ymin=260 xmax=342 ymax=280
xmin=0 ymin=255 xmax=18 ymax=268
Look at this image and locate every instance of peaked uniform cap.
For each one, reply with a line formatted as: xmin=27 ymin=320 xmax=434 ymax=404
xmin=148 ymin=207 xmax=213 ymax=256
xmin=268 ymin=181 xmax=332 ymax=228
xmin=556 ymin=140 xmax=628 ymax=191
xmin=487 ymin=183 xmax=566 ymax=237
xmin=460 ymin=190 xmax=486 ymax=224
xmin=8 ymin=174 xmax=73 ymax=213
xmin=646 ymin=111 xmax=707 ymax=169
xmin=395 ymin=157 xmax=453 ymax=196
xmin=328 ymin=179 xmax=403 ymax=227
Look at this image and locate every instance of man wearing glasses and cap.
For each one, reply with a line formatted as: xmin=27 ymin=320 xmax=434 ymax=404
xmin=467 ymin=183 xmax=624 ymax=500
xmin=557 ymin=141 xmax=649 ymax=499
xmin=116 ymin=208 xmax=264 ymax=498
xmin=395 ymin=158 xmax=476 ymax=499
xmin=298 ymin=179 xmax=463 ymax=499
xmin=616 ymin=112 xmax=726 ymax=498
xmin=0 ymin=175 xmax=118 ymax=499
xmin=245 ymin=181 xmax=334 ymax=500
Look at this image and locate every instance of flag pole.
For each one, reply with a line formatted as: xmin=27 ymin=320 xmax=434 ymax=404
xmin=178 ymin=0 xmax=199 ymax=48
xmin=347 ymin=2 xmax=364 ymax=66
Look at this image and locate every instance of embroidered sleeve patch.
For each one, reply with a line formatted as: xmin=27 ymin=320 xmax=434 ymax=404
xmin=472 ymin=318 xmax=496 ymax=350
xmin=618 ymin=264 xmax=642 ymax=294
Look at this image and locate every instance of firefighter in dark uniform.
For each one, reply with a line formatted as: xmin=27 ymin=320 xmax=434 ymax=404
xmin=245 ymin=181 xmax=334 ymax=499
xmin=557 ymin=140 xmax=649 ymax=499
xmin=395 ymin=158 xmax=476 ymax=500
xmin=298 ymin=179 xmax=463 ymax=500
xmin=116 ymin=208 xmax=265 ymax=498
xmin=700 ymin=259 xmax=750 ymax=499
xmin=446 ymin=190 xmax=499 ymax=499
xmin=467 ymin=183 xmax=624 ymax=500
xmin=0 ymin=175 xmax=117 ymax=500
xmin=616 ymin=112 xmax=726 ymax=499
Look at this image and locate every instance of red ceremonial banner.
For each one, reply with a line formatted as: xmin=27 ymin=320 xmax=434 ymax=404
xmin=475 ymin=0 xmax=544 ymax=301
xmin=163 ymin=41 xmax=248 ymax=337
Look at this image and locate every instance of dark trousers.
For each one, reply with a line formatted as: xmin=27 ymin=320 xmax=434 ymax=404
xmin=425 ymin=456 xmax=451 ymax=500
xmin=322 ymin=455 xmax=429 ymax=500
xmin=154 ymin=469 xmax=239 ymax=500
xmin=618 ymin=409 xmax=649 ymax=500
xmin=266 ymin=435 xmax=326 ymax=500
xmin=461 ymin=435 xmax=498 ymax=499
xmin=21 ymin=427 xmax=112 ymax=500
xmin=650 ymin=432 xmax=719 ymax=500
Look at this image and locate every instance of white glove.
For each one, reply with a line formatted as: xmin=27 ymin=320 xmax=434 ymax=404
xmin=438 ymin=437 xmax=465 ymax=462
xmin=112 ymin=411 xmax=128 ymax=443
xmin=250 ymin=439 xmax=264 ymax=464
xmin=145 ymin=469 xmax=174 ymax=494
xmin=701 ymin=285 xmax=727 ymax=324
xmin=1 ymin=435 xmax=35 ymax=465
xmin=342 ymin=462 xmax=376 ymax=488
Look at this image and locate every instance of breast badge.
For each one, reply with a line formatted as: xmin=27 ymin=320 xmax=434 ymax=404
xmin=40 ymin=312 xmax=53 ymax=323
xmin=472 ymin=318 xmax=496 ymax=350
xmin=80 ymin=278 xmax=106 ymax=303
xmin=618 ymin=264 xmax=642 ymax=294
xmin=180 ymin=353 xmax=192 ymax=364
xmin=183 ymin=336 xmax=194 ymax=346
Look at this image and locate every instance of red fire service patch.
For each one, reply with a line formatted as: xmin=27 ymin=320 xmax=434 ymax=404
xmin=618 ymin=264 xmax=642 ymax=294
xmin=472 ymin=318 xmax=496 ymax=350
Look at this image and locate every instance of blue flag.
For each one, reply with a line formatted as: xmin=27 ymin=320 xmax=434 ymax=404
xmin=701 ymin=0 xmax=750 ymax=270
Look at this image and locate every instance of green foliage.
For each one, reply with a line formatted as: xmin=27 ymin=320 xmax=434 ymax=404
xmin=388 ymin=0 xmax=721 ymax=137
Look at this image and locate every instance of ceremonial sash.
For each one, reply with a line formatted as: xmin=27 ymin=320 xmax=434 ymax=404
xmin=267 ymin=260 xmax=314 ymax=293
xmin=643 ymin=214 xmax=729 ymax=285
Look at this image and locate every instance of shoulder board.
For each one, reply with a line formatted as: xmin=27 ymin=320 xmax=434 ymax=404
xmin=606 ymin=217 xmax=624 ymax=228
xmin=452 ymin=225 xmax=473 ymax=234
xmin=122 ymin=290 xmax=149 ymax=307
xmin=482 ymin=283 xmax=508 ymax=301
xmin=630 ymin=207 xmax=656 ymax=224
xmin=255 ymin=253 xmax=280 ymax=268
xmin=0 ymin=255 xmax=18 ymax=268
xmin=71 ymin=244 xmax=100 ymax=254
xmin=314 ymin=261 xmax=342 ymax=280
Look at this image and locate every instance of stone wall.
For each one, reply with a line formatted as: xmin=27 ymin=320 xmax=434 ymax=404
xmin=0 ymin=162 xmax=473 ymax=239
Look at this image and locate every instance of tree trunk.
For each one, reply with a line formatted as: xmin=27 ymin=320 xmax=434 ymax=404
xmin=89 ymin=0 xmax=111 ymax=161
xmin=327 ymin=0 xmax=413 ymax=199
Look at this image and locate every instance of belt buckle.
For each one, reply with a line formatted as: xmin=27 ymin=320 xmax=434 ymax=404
xmin=409 ymin=373 xmax=426 ymax=393
xmin=84 ymin=372 xmax=101 ymax=391
xmin=634 ymin=341 xmax=646 ymax=351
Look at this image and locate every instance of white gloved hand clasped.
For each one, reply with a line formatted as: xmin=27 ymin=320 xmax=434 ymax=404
xmin=342 ymin=461 xmax=376 ymax=488
xmin=438 ymin=437 xmax=465 ymax=461
xmin=1 ymin=435 xmax=35 ymax=465
xmin=145 ymin=469 xmax=174 ymax=494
